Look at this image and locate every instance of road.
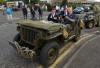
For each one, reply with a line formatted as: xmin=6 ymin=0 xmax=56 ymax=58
xmin=64 ymin=34 xmax=100 ymax=68
xmin=0 ymin=11 xmax=100 ymax=68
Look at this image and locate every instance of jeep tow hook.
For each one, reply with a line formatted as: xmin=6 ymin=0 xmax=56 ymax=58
xmin=8 ymin=41 xmax=17 ymax=50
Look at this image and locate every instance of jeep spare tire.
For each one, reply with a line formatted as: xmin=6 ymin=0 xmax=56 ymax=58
xmin=40 ymin=41 xmax=59 ymax=66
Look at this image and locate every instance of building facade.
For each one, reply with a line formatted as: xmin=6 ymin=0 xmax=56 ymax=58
xmin=40 ymin=0 xmax=100 ymax=5
xmin=40 ymin=0 xmax=62 ymax=4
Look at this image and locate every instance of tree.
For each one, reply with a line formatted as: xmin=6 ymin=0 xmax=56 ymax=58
xmin=22 ymin=0 xmax=40 ymax=4
xmin=30 ymin=0 xmax=40 ymax=4
xmin=7 ymin=0 xmax=16 ymax=1
xmin=0 ymin=0 xmax=6 ymax=5
xmin=61 ymin=0 xmax=68 ymax=6
xmin=22 ymin=0 xmax=29 ymax=4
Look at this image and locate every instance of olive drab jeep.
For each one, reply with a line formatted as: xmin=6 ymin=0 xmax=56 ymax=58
xmin=92 ymin=4 xmax=100 ymax=27
xmin=9 ymin=20 xmax=81 ymax=66
xmin=84 ymin=13 xmax=95 ymax=29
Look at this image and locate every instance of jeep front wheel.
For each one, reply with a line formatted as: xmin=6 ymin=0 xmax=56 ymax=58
xmin=40 ymin=41 xmax=59 ymax=66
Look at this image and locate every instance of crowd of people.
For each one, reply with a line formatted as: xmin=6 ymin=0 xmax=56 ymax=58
xmin=0 ymin=4 xmax=43 ymax=23
xmin=1 ymin=5 xmax=13 ymax=23
xmin=0 ymin=4 xmax=76 ymax=25
xmin=22 ymin=4 xmax=43 ymax=20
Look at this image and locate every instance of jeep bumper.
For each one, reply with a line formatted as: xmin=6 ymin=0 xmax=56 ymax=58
xmin=9 ymin=41 xmax=36 ymax=59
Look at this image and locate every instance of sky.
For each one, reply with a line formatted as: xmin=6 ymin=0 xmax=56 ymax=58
xmin=88 ymin=0 xmax=100 ymax=2
xmin=95 ymin=0 xmax=100 ymax=2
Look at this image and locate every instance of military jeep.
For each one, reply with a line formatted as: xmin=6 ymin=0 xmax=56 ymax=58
xmin=9 ymin=20 xmax=81 ymax=66
xmin=84 ymin=13 xmax=95 ymax=29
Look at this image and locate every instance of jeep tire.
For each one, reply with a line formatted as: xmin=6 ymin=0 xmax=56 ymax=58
xmin=40 ymin=41 xmax=59 ymax=66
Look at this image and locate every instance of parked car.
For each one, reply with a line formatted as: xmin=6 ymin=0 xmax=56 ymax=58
xmin=84 ymin=7 xmax=91 ymax=12
xmin=73 ymin=7 xmax=84 ymax=14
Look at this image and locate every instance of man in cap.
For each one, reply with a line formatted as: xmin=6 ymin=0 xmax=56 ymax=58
xmin=47 ymin=8 xmax=58 ymax=23
xmin=58 ymin=8 xmax=68 ymax=23
xmin=61 ymin=8 xmax=68 ymax=16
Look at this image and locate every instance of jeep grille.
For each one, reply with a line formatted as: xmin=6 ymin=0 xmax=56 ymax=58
xmin=21 ymin=26 xmax=39 ymax=44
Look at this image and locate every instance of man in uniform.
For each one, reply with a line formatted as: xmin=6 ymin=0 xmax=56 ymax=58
xmin=59 ymin=8 xmax=68 ymax=23
xmin=61 ymin=8 xmax=68 ymax=17
xmin=47 ymin=8 xmax=58 ymax=23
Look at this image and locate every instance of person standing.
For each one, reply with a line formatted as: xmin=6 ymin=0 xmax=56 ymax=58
xmin=5 ymin=5 xmax=13 ymax=23
xmin=27 ymin=6 xmax=31 ymax=18
xmin=38 ymin=6 xmax=43 ymax=20
xmin=22 ymin=5 xmax=27 ymax=19
xmin=31 ymin=5 xmax=35 ymax=20
xmin=56 ymin=6 xmax=60 ymax=13
xmin=1 ymin=5 xmax=5 ymax=15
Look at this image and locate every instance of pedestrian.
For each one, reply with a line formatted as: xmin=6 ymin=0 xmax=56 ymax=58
xmin=1 ymin=5 xmax=5 ymax=15
xmin=61 ymin=6 xmax=64 ymax=14
xmin=5 ymin=5 xmax=13 ymax=24
xmin=31 ymin=4 xmax=35 ymax=20
xmin=22 ymin=5 xmax=27 ymax=19
xmin=27 ymin=6 xmax=31 ymax=18
xmin=56 ymin=5 xmax=60 ymax=13
xmin=38 ymin=6 xmax=43 ymax=20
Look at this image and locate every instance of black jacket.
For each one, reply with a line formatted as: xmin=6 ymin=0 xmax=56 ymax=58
xmin=31 ymin=8 xmax=35 ymax=15
xmin=59 ymin=11 xmax=68 ymax=23
xmin=47 ymin=13 xmax=58 ymax=23
xmin=38 ymin=8 xmax=43 ymax=15
xmin=22 ymin=7 xmax=27 ymax=15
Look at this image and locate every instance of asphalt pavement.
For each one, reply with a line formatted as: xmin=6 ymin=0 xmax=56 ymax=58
xmin=64 ymin=34 xmax=100 ymax=68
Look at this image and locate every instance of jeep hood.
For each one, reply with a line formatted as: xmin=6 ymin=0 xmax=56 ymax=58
xmin=17 ymin=20 xmax=61 ymax=31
